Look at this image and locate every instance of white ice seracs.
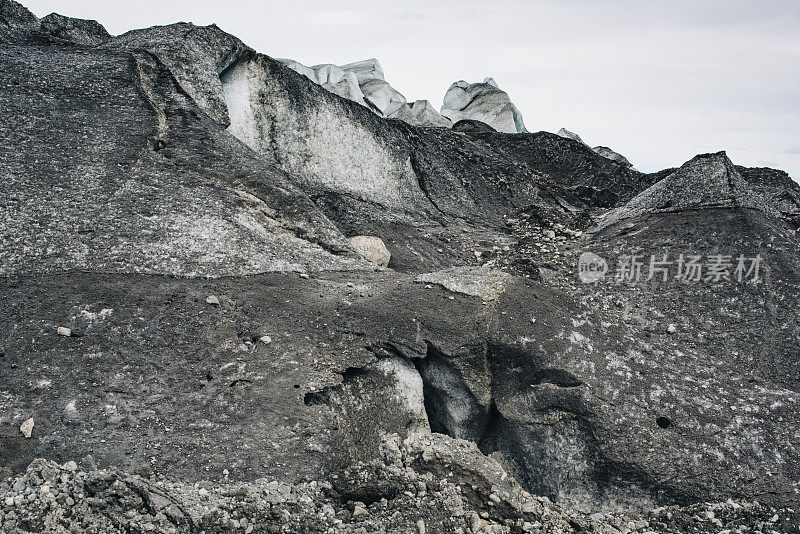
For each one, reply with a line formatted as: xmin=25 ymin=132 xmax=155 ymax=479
xmin=277 ymin=57 xmax=452 ymax=128
xmin=440 ymin=78 xmax=527 ymax=134
xmin=556 ymin=128 xmax=586 ymax=145
xmin=340 ymin=58 xmax=385 ymax=83
xmin=277 ymin=59 xmax=367 ymax=106
xmin=556 ymin=128 xmax=635 ymax=169
xmin=360 ymin=78 xmax=407 ymax=117
xmin=410 ymin=100 xmax=452 ymax=128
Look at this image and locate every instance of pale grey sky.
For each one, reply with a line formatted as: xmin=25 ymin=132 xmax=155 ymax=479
xmin=23 ymin=0 xmax=800 ymax=179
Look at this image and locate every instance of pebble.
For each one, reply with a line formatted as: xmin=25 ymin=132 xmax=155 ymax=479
xmin=469 ymin=512 xmax=482 ymax=532
xmin=667 ymin=324 xmax=677 ymax=334
xmin=352 ymin=505 xmax=368 ymax=518
xmin=56 ymin=326 xmax=71 ymax=337
xmin=259 ymin=335 xmax=272 ymax=344
xmin=205 ymin=295 xmax=219 ymax=305
xmin=19 ymin=418 xmax=34 ymax=438
xmin=416 ymin=518 xmax=426 ymax=534
xmin=62 ymin=461 xmax=77 ymax=472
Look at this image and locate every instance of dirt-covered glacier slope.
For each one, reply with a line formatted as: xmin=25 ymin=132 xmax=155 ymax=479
xmin=2 ymin=1 xmax=800 ymax=529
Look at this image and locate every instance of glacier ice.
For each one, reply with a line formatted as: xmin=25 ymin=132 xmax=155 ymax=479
xmin=440 ymin=78 xmax=527 ymax=134
xmin=360 ymin=78 xmax=408 ymax=117
xmin=277 ymin=57 xmax=453 ymax=129
xmin=557 ymin=128 xmax=634 ymax=169
xmin=410 ymin=100 xmax=452 ymax=128
xmin=556 ymin=127 xmax=587 ymax=145
xmin=340 ymin=58 xmax=385 ymax=83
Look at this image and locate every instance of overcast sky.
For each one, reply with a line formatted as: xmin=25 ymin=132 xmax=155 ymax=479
xmin=24 ymin=0 xmax=800 ymax=180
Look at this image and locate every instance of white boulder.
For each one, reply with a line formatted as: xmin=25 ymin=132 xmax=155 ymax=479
xmin=20 ymin=417 xmax=34 ymax=438
xmin=349 ymin=236 xmax=391 ymax=267
xmin=440 ymin=78 xmax=527 ymax=134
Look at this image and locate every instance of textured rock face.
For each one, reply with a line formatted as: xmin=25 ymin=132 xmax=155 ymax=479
xmin=103 ymin=23 xmax=252 ymax=127
xmin=601 ymin=151 xmax=779 ymax=227
xmin=0 ymin=0 xmax=41 ymax=43
xmin=0 ymin=0 xmax=110 ymax=45
xmin=0 ymin=31 xmax=362 ymax=276
xmin=3 ymin=0 xmax=800 ymax=528
xmin=38 ymin=12 xmax=110 ymax=45
xmin=441 ymin=78 xmax=527 ymax=133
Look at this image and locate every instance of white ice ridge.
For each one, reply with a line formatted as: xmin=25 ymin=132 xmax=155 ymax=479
xmin=556 ymin=128 xmax=635 ymax=169
xmin=276 ymin=57 xmax=452 ymax=128
xmin=440 ymin=77 xmax=527 ymax=134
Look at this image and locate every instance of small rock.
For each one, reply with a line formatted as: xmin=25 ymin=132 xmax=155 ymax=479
xmin=299 ymin=273 xmax=310 ymax=279
xmin=205 ymin=295 xmax=219 ymax=305
xmin=20 ymin=417 xmax=34 ymax=438
xmin=62 ymin=461 xmax=77 ymax=472
xmin=416 ymin=518 xmax=426 ymax=534
xmin=352 ymin=505 xmax=368 ymax=518
xmin=470 ymin=513 xmax=482 ymax=532
xmin=56 ymin=326 xmax=71 ymax=337
xmin=259 ymin=335 xmax=272 ymax=344
xmin=667 ymin=324 xmax=677 ymax=334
